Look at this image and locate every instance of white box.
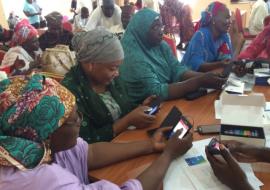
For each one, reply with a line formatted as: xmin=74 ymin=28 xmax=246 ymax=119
xmin=220 ymin=92 xmax=266 ymax=127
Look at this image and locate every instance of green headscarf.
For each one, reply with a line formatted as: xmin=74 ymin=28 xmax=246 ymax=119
xmin=0 ymin=74 xmax=75 ymax=170
xmin=120 ymin=8 xmax=188 ymax=105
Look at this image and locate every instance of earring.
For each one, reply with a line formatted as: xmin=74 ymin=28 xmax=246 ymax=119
xmin=42 ymin=139 xmax=52 ymax=164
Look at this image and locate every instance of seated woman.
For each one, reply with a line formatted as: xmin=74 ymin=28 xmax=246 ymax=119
xmin=0 ymin=19 xmax=41 ymax=75
xmin=238 ymin=25 xmax=270 ymax=62
xmin=0 ymin=74 xmax=192 ymax=190
xmin=120 ymin=8 xmax=226 ymax=105
xmin=62 ymin=28 xmax=156 ymax=143
xmin=39 ymin=12 xmax=73 ymax=51
xmin=181 ymin=1 xmax=233 ymax=72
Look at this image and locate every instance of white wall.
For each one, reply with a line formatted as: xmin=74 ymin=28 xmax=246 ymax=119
xmin=2 ymin=0 xmax=93 ymax=20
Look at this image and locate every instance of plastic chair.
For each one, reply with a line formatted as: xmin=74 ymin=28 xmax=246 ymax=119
xmin=235 ymin=8 xmax=256 ymax=40
xmin=163 ymin=34 xmax=177 ymax=57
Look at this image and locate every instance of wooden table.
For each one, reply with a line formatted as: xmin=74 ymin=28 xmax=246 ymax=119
xmin=89 ymin=86 xmax=270 ymax=189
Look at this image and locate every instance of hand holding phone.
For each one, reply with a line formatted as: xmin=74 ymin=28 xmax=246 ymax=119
xmin=147 ymin=106 xmax=182 ymax=137
xmin=207 ymin=138 xmax=226 ymax=163
xmin=144 ymin=96 xmax=162 ymax=115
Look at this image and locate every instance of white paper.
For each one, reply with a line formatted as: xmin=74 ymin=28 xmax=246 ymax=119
xmin=265 ymin=102 xmax=270 ymax=111
xmin=214 ymin=100 xmax=222 ymax=120
xmin=254 ymin=68 xmax=270 ymax=77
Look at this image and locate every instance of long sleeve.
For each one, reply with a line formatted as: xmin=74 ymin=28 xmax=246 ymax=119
xmin=252 ymin=6 xmax=268 ymax=33
xmin=86 ymin=7 xmax=100 ymax=31
xmin=181 ymin=31 xmax=207 ymax=71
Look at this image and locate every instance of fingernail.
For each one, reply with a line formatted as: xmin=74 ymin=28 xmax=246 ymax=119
xmin=220 ymin=144 xmax=225 ymax=150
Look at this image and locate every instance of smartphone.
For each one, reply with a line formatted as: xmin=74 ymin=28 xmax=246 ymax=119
xmin=207 ymin=138 xmax=221 ymax=155
xmin=185 ymin=88 xmax=208 ymax=100
xmin=197 ymin=124 xmax=220 ymax=135
xmin=144 ymin=97 xmax=162 ymax=115
xmin=169 ymin=116 xmax=192 ymax=139
xmin=207 ymin=138 xmax=226 ymax=163
xmin=146 ymin=106 xmax=182 ymax=137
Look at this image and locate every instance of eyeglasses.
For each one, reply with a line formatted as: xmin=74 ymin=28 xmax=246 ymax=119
xmin=152 ymin=24 xmax=165 ymax=32
xmin=77 ymin=111 xmax=83 ymax=123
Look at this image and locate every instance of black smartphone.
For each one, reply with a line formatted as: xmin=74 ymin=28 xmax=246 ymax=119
xmin=146 ymin=106 xmax=182 ymax=137
xmin=168 ymin=116 xmax=192 ymax=139
xmin=207 ymin=138 xmax=221 ymax=155
xmin=144 ymin=96 xmax=162 ymax=115
xmin=220 ymin=62 xmax=234 ymax=78
xmin=185 ymin=88 xmax=208 ymax=100
xmin=207 ymin=138 xmax=226 ymax=163
xmin=197 ymin=124 xmax=220 ymax=135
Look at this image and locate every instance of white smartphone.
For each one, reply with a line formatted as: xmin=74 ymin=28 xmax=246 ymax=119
xmin=197 ymin=124 xmax=220 ymax=134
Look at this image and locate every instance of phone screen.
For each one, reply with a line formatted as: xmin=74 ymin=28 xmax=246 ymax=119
xmin=208 ymin=138 xmax=221 ymax=154
xmin=148 ymin=105 xmax=158 ymax=115
xmin=172 ymin=119 xmax=190 ymax=139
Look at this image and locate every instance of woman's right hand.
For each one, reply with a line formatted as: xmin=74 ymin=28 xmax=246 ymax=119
xmin=199 ymin=72 xmax=227 ymax=89
xmin=126 ymin=106 xmax=156 ymax=128
xmin=164 ymin=130 xmax=193 ymax=160
xmin=232 ymin=64 xmax=247 ymax=77
xmin=222 ymin=140 xmax=262 ymax=163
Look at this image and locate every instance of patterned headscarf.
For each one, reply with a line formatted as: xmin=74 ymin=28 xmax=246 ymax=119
xmin=45 ymin=11 xmax=63 ymax=26
xmin=0 ymin=74 xmax=75 ymax=170
xmin=10 ymin=19 xmax=38 ymax=47
xmin=200 ymin=1 xmax=227 ymax=27
xmin=72 ymin=27 xmax=124 ymax=63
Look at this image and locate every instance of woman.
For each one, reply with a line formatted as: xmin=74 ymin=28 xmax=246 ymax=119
xmin=0 ymin=74 xmax=193 ymax=190
xmin=181 ymin=1 xmax=233 ymax=72
xmin=39 ymin=12 xmax=73 ymax=51
xmin=23 ymin=0 xmax=41 ymax=29
xmin=0 ymin=19 xmax=41 ymax=75
xmin=62 ymin=28 xmax=156 ymax=143
xmin=238 ymin=25 xmax=270 ymax=61
xmin=73 ymin=7 xmax=90 ymax=33
xmin=160 ymin=0 xmax=194 ymax=49
xmin=120 ymin=8 xmax=226 ymax=106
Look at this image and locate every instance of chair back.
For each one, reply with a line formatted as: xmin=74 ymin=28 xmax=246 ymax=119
xmin=163 ymin=34 xmax=177 ymax=57
xmin=235 ymin=8 xmax=243 ymax=33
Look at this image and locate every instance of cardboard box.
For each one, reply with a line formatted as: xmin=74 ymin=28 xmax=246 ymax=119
xmin=220 ymin=92 xmax=266 ymax=127
xmin=220 ymin=124 xmax=266 ymax=146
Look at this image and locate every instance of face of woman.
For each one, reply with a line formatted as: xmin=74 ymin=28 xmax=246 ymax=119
xmin=83 ymin=60 xmax=122 ymax=86
xmin=22 ymin=36 xmax=40 ymax=52
xmin=147 ymin=17 xmax=164 ymax=47
xmin=213 ymin=8 xmax=231 ymax=34
xmin=50 ymin=106 xmax=82 ymax=152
